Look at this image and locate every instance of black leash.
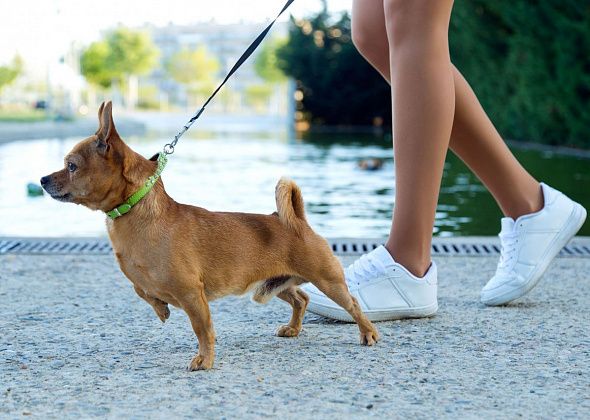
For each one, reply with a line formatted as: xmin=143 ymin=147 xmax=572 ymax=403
xmin=163 ymin=0 xmax=296 ymax=155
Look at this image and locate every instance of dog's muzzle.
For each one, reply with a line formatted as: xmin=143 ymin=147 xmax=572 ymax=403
xmin=40 ymin=176 xmax=72 ymax=202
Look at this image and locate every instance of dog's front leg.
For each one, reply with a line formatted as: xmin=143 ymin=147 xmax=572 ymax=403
xmin=181 ymin=287 xmax=216 ymax=371
xmin=133 ymin=285 xmax=170 ymax=323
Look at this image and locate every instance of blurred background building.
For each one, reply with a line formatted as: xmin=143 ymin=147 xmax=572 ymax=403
xmin=142 ymin=21 xmax=289 ymax=115
xmin=0 ymin=19 xmax=291 ymax=120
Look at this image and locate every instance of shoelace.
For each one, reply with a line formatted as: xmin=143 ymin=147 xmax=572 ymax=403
xmin=344 ymin=252 xmax=384 ymax=288
xmin=497 ymin=232 xmax=519 ymax=274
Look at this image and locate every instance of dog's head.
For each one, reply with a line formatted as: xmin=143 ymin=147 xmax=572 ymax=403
xmin=40 ymin=101 xmax=133 ymax=212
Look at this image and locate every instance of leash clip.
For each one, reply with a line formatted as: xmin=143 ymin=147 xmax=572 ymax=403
xmin=163 ymin=143 xmax=175 ymax=155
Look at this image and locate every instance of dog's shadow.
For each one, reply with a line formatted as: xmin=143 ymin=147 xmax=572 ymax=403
xmin=304 ymin=313 xmax=349 ymax=325
xmin=478 ymin=301 xmax=540 ymax=310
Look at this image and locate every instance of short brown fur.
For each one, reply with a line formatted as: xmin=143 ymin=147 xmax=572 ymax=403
xmin=41 ymin=102 xmax=379 ymax=370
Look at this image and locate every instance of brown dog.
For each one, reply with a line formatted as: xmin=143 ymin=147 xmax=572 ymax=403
xmin=40 ymin=102 xmax=379 ymax=370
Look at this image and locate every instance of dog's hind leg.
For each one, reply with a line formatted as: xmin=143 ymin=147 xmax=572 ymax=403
xmin=251 ymin=275 xmax=298 ymax=304
xmin=276 ymin=286 xmax=309 ymax=337
xmin=306 ymin=264 xmax=380 ymax=346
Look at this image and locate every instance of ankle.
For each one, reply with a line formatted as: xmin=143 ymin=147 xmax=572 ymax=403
xmin=384 ymin=242 xmax=431 ymax=278
xmin=504 ymin=183 xmax=544 ymax=219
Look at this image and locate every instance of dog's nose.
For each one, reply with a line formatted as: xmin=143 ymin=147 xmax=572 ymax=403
xmin=40 ymin=176 xmax=50 ymax=186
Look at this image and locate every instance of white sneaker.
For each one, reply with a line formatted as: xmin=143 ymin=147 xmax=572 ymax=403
xmin=481 ymin=182 xmax=587 ymax=306
xmin=304 ymin=245 xmax=438 ymax=322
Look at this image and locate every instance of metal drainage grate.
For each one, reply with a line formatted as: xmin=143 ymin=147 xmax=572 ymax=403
xmin=330 ymin=240 xmax=503 ymax=256
xmin=329 ymin=238 xmax=590 ymax=257
xmin=1 ymin=237 xmax=589 ymax=257
xmin=0 ymin=238 xmax=113 ymax=255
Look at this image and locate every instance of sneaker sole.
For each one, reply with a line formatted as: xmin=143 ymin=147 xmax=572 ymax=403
xmin=306 ymin=301 xmax=438 ymax=323
xmin=481 ymin=202 xmax=587 ymax=306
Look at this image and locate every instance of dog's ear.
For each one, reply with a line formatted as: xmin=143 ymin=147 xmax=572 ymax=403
xmin=95 ymin=101 xmax=119 ymax=154
xmin=95 ymin=101 xmax=106 ymax=135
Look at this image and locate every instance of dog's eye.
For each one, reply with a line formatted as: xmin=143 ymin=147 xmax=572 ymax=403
xmin=67 ymin=162 xmax=77 ymax=173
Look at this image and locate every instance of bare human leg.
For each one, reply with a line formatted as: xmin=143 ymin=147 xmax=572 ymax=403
xmin=380 ymin=0 xmax=456 ymax=276
xmin=351 ymin=0 xmax=543 ymax=276
xmin=303 ymin=0 xmax=584 ymax=318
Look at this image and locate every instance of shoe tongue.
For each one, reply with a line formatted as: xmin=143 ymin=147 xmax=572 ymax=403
xmin=500 ymin=217 xmax=515 ymax=233
xmin=371 ymin=245 xmax=396 ymax=269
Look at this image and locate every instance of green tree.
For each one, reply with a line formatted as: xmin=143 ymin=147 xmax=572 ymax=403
xmin=166 ymin=46 xmax=220 ymax=104
xmin=80 ymin=41 xmax=115 ymax=88
xmin=277 ymin=12 xmax=392 ymax=126
xmin=0 ymin=55 xmax=23 ymax=93
xmin=254 ymin=37 xmax=287 ymax=83
xmin=450 ymin=0 xmax=590 ymax=148
xmin=279 ymin=2 xmax=590 ymax=147
xmin=106 ymin=28 xmax=159 ymax=81
xmin=244 ymin=84 xmax=274 ymax=112
xmin=80 ymin=28 xmax=158 ymax=90
xmin=166 ymin=46 xmax=219 ymax=86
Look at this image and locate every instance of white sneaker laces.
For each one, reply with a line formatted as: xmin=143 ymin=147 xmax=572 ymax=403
xmin=344 ymin=252 xmax=385 ymax=288
xmin=497 ymin=232 xmax=519 ymax=274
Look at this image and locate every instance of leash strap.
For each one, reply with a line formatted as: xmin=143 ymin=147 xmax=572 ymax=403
xmin=163 ymin=0 xmax=296 ymax=155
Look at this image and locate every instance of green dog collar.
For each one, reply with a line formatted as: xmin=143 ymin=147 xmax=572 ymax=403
xmin=106 ymin=153 xmax=168 ymax=220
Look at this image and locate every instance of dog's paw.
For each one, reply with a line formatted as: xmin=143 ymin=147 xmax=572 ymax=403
xmin=276 ymin=325 xmax=300 ymax=338
xmin=188 ymin=354 xmax=214 ymax=371
xmin=155 ymin=305 xmax=170 ymax=323
xmin=360 ymin=328 xmax=379 ymax=346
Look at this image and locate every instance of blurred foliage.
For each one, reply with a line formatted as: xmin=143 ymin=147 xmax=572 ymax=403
xmin=254 ymin=37 xmax=288 ymax=83
xmin=0 ymin=55 xmax=23 ymax=93
xmin=166 ymin=46 xmax=220 ymax=107
xmin=244 ymin=84 xmax=274 ymax=112
xmin=277 ymin=11 xmax=391 ymax=126
xmin=0 ymin=107 xmax=46 ymax=122
xmin=106 ymin=28 xmax=158 ymax=77
xmin=278 ymin=2 xmax=590 ymax=147
xmin=451 ymin=1 xmax=590 ymax=148
xmin=187 ymin=82 xmax=218 ymax=101
xmin=166 ymin=46 xmax=220 ymax=86
xmin=137 ymin=84 xmax=160 ymax=110
xmin=80 ymin=42 xmax=114 ymax=88
xmin=81 ymin=28 xmax=158 ymax=89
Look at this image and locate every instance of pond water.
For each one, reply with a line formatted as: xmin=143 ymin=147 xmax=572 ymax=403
xmin=0 ymin=131 xmax=588 ymax=238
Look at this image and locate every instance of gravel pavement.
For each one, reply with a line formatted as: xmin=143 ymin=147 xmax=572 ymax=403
xmin=1 ymin=253 xmax=589 ymax=418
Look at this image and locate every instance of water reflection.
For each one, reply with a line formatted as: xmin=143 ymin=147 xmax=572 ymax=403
xmin=0 ymin=131 xmax=588 ymax=238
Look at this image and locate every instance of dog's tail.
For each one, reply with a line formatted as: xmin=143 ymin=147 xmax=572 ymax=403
xmin=275 ymin=177 xmax=308 ymax=236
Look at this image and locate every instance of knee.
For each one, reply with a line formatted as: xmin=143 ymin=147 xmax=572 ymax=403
xmin=351 ymin=14 xmax=389 ymax=73
xmin=383 ymin=0 xmax=418 ymax=48
xmin=351 ymin=18 xmax=372 ymax=58
xmin=383 ymin=0 xmax=453 ymax=48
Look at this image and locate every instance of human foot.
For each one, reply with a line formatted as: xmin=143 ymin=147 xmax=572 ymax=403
xmin=481 ymin=183 xmax=587 ymax=306
xmin=304 ymin=246 xmax=438 ymax=322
